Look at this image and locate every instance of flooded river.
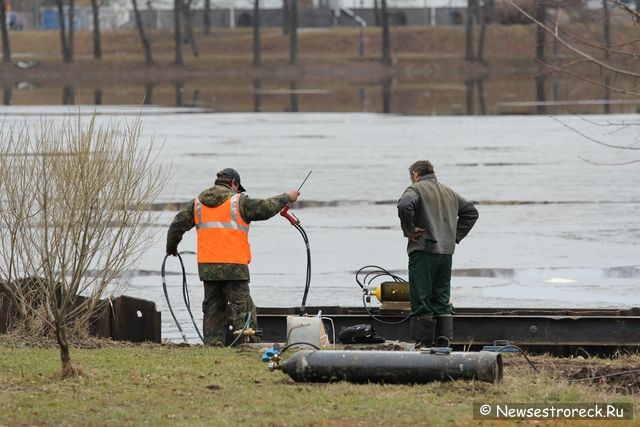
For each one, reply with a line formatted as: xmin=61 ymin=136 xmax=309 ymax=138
xmin=3 ymin=107 xmax=639 ymax=341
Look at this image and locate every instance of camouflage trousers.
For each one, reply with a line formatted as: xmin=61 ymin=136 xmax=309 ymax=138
xmin=202 ymin=280 xmax=258 ymax=346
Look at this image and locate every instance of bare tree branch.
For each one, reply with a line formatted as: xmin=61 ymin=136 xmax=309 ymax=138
xmin=505 ymin=0 xmax=640 ymax=79
xmin=550 ymin=116 xmax=640 ymax=150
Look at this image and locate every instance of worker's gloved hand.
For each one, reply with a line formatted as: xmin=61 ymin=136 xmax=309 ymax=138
xmin=287 ymin=190 xmax=300 ymax=202
xmin=166 ymin=248 xmax=178 ymax=257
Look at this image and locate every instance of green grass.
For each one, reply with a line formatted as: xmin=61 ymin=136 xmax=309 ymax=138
xmin=0 ymin=341 xmax=638 ymax=426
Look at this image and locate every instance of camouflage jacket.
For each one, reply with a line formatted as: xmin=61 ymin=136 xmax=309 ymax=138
xmin=166 ymin=185 xmax=292 ymax=281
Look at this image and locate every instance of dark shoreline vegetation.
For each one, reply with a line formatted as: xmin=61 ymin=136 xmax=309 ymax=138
xmin=1 ymin=335 xmax=639 ymax=426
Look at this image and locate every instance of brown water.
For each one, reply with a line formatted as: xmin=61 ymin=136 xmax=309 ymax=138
xmin=5 ymin=74 xmax=640 ymax=115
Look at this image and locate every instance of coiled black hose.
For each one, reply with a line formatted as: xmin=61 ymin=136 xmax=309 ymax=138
xmin=356 ymin=265 xmax=412 ymax=325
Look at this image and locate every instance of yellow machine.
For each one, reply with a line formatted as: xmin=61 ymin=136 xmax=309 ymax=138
xmin=370 ymin=281 xmax=411 ymax=302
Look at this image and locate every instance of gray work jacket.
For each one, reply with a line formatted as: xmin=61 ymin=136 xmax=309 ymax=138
xmin=397 ymin=174 xmax=478 ymax=255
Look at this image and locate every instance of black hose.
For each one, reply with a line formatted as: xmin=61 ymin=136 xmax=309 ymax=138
xmin=356 ymin=265 xmax=412 ymax=325
xmin=161 ymin=253 xmax=204 ymax=344
xmin=281 ymin=341 xmax=321 ymax=354
xmin=293 ymin=223 xmax=311 ymax=314
xmin=161 ymin=253 xmax=188 ymax=343
xmin=355 ymin=264 xmax=405 ymax=290
xmin=181 ymin=263 xmax=204 ymax=343
xmin=361 ymin=292 xmax=411 ymax=325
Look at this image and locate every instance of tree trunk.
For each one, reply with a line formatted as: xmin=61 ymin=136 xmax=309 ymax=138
xmin=253 ymin=79 xmax=261 ymax=112
xmin=94 ymin=89 xmax=102 ymax=105
xmin=55 ymin=321 xmax=73 ymax=377
xmin=90 ymin=0 xmax=101 ymax=59
xmin=465 ymin=0 xmax=475 ymax=61
xmin=535 ymin=74 xmax=546 ymax=114
xmin=56 ymin=0 xmax=72 ymax=63
xmin=289 ymin=80 xmax=298 ymax=112
xmin=534 ymin=0 xmax=546 ymax=63
xmin=183 ymin=0 xmax=199 ymax=57
xmin=62 ymin=85 xmax=75 ymax=105
xmin=253 ymin=0 xmax=261 ymax=67
xmin=68 ymin=0 xmax=75 ymax=62
xmin=174 ymin=0 xmax=184 ymax=65
xmin=602 ymin=0 xmax=610 ymax=59
xmin=282 ymin=0 xmax=290 ymax=35
xmin=476 ymin=3 xmax=487 ymax=63
xmin=144 ymin=82 xmax=154 ymax=105
xmin=132 ymin=0 xmax=153 ymax=64
xmin=3 ymin=85 xmax=11 ymax=105
xmin=289 ymin=0 xmax=297 ymax=65
xmin=603 ymin=75 xmax=611 ymax=114
xmin=374 ymin=0 xmax=381 ymax=26
xmin=381 ymin=0 xmax=391 ymax=65
xmin=477 ymin=79 xmax=486 ymax=114
xmin=381 ymin=77 xmax=391 ymax=113
xmin=174 ymin=80 xmax=184 ymax=106
xmin=465 ymin=79 xmax=474 ymax=114
xmin=0 ymin=1 xmax=11 ymax=63
xmin=203 ymin=0 xmax=211 ymax=34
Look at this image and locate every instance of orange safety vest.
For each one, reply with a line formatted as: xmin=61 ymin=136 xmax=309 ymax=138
xmin=194 ymin=194 xmax=251 ymax=265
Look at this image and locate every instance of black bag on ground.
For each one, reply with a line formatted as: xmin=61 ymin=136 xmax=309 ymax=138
xmin=337 ymin=324 xmax=385 ymax=344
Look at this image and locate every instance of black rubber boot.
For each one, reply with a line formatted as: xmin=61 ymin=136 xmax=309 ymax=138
xmin=434 ymin=314 xmax=453 ymax=348
xmin=410 ymin=316 xmax=436 ymax=348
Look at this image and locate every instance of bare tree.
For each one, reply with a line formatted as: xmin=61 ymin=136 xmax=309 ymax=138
xmin=283 ymin=0 xmax=290 ymax=35
xmin=55 ymin=0 xmax=73 ymax=63
xmin=174 ymin=0 xmax=184 ymax=65
xmin=505 ymin=0 xmax=640 ymax=164
xmin=602 ymin=0 xmax=611 ymax=59
xmin=0 ymin=0 xmax=10 ymax=63
xmin=506 ymin=0 xmax=640 ymax=98
xmin=183 ymin=0 xmax=199 ymax=57
xmin=465 ymin=0 xmax=476 ymax=61
xmin=381 ymin=0 xmax=391 ymax=65
xmin=290 ymin=0 xmax=298 ymax=65
xmin=533 ymin=0 xmax=546 ymax=62
xmin=476 ymin=0 xmax=487 ymax=63
xmin=254 ymin=0 xmax=261 ymax=67
xmin=203 ymin=0 xmax=211 ymax=34
xmin=69 ymin=0 xmax=75 ymax=60
xmin=0 ymin=116 xmax=168 ymax=376
xmin=90 ymin=0 xmax=102 ymax=59
xmin=132 ymin=0 xmax=153 ymax=64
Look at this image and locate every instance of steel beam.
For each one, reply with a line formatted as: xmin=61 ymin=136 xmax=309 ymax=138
xmin=257 ymin=306 xmax=640 ymax=353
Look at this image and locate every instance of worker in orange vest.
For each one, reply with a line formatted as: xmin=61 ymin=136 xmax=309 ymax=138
xmin=166 ymin=168 xmax=299 ymax=345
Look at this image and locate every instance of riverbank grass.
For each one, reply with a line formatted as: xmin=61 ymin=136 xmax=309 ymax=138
xmin=1 ymin=343 xmax=638 ymax=426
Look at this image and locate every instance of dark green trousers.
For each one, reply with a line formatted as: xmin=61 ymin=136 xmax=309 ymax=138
xmin=408 ymin=251 xmax=453 ymax=316
xmin=202 ymin=280 xmax=258 ymax=346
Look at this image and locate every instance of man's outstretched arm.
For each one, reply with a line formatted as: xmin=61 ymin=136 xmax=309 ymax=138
xmin=166 ymin=200 xmax=196 ymax=255
xmin=239 ymin=192 xmax=297 ymax=222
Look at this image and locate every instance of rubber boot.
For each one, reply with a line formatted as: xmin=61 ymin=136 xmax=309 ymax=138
xmin=434 ymin=314 xmax=453 ymax=348
xmin=410 ymin=315 xmax=436 ymax=348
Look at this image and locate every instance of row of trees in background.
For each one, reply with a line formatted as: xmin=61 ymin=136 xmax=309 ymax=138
xmin=0 ymin=0 xmax=390 ymax=66
xmin=0 ymin=0 xmax=637 ymax=80
xmin=0 ymin=0 xmax=390 ymax=67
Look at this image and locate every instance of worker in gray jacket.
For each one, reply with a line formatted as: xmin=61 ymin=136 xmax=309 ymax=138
xmin=397 ymin=160 xmax=478 ymax=347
